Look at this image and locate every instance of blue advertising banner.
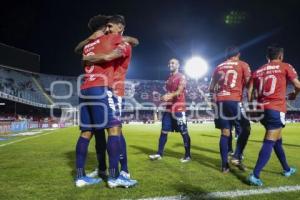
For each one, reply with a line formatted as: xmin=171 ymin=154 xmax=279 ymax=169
xmin=10 ymin=121 xmax=28 ymax=132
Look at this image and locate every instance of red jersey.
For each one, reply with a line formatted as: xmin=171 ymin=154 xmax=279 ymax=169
xmin=80 ymin=34 xmax=122 ymax=90
xmin=212 ymin=59 xmax=251 ymax=102
xmin=251 ymin=61 xmax=298 ymax=113
xmin=165 ymin=72 xmax=186 ymax=112
xmin=112 ymin=42 xmax=132 ymax=97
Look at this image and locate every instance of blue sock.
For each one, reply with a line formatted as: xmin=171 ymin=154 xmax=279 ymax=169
xmin=253 ymin=140 xmax=275 ymax=178
xmin=180 ymin=132 xmax=191 ymax=158
xmin=274 ymin=138 xmax=290 ymax=171
xmin=120 ymin=133 xmax=128 ymax=173
xmin=94 ymin=129 xmax=106 ymax=171
xmin=157 ymin=132 xmax=168 ymax=156
xmin=76 ymin=136 xmax=90 ymax=179
xmin=234 ymin=125 xmax=250 ymax=160
xmin=228 ymin=133 xmax=233 ymax=153
xmin=220 ymin=135 xmax=229 ymax=169
xmin=107 ymin=135 xmax=121 ymax=178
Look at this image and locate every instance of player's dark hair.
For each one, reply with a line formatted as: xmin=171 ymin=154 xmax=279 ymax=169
xmin=266 ymin=44 xmax=284 ymax=60
xmin=88 ymin=15 xmax=109 ymax=32
xmin=107 ymin=15 xmax=126 ymax=26
xmin=225 ymin=46 xmax=240 ymax=59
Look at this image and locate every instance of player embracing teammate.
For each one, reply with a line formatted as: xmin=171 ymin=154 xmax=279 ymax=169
xmin=74 ymin=14 xmax=138 ymax=188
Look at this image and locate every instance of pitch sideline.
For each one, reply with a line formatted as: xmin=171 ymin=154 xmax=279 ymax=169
xmin=0 ymin=129 xmax=59 ymax=148
xmin=138 ymin=185 xmax=300 ymax=199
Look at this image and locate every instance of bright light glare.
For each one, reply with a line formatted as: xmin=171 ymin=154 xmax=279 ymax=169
xmin=184 ymin=57 xmax=208 ymax=79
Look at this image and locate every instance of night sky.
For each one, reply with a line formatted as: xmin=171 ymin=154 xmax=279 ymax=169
xmin=1 ymin=0 xmax=300 ymax=80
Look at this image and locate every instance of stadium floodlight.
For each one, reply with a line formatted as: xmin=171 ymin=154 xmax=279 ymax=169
xmin=184 ymin=56 xmax=208 ymax=79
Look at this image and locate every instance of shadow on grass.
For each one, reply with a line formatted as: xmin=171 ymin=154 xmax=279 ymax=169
xmin=248 ymin=139 xmax=300 ymax=148
xmin=229 ymin=168 xmax=249 ymax=185
xmin=172 ymin=143 xmax=219 ymax=155
xmin=172 ymin=143 xmax=251 ymax=185
xmin=64 ymin=151 xmax=99 ymax=178
xmin=171 ymin=183 xmax=232 ymax=200
xmin=130 ymin=145 xmax=220 ymax=172
xmin=200 ymin=134 xmax=219 ymax=139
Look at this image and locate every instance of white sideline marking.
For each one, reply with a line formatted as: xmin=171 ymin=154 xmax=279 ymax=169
xmin=139 ymin=185 xmax=300 ymax=199
xmin=10 ymin=131 xmax=42 ymax=136
xmin=0 ymin=130 xmax=57 ymax=148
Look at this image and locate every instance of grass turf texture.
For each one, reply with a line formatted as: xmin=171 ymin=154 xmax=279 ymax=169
xmin=0 ymin=123 xmax=299 ymax=200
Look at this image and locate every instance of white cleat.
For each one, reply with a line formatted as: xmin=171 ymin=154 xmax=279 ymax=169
xmin=107 ymin=174 xmax=137 ymax=188
xmin=75 ymin=176 xmax=102 ymax=187
xmin=120 ymin=170 xmax=131 ymax=179
xmin=149 ymin=154 xmax=162 ymax=160
xmin=86 ymin=168 xmax=98 ymax=178
xmin=180 ymin=157 xmax=191 ymax=163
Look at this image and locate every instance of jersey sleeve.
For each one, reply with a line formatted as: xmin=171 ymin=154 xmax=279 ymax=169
xmin=286 ymin=64 xmax=298 ymax=81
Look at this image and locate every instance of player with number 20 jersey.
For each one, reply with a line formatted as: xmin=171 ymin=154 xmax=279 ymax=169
xmin=209 ymin=47 xmax=251 ymax=173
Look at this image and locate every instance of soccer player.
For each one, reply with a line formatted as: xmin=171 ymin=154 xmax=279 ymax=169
xmin=75 ymin=15 xmax=129 ymax=187
xmin=209 ymin=46 xmax=251 ymax=173
xmin=82 ymin=15 xmax=138 ymax=188
xmin=247 ymin=45 xmax=299 ymax=186
xmin=149 ymin=58 xmax=191 ymax=162
xmin=228 ymin=123 xmax=242 ymax=155
xmin=104 ymin=15 xmax=132 ymax=180
xmin=76 ymin=16 xmax=138 ymax=182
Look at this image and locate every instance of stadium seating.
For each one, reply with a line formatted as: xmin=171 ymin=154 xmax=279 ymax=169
xmin=0 ymin=67 xmax=49 ymax=106
xmin=1 ymin=65 xmax=300 ymax=112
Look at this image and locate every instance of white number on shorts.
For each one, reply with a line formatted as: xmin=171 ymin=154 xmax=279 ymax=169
xmin=107 ymin=91 xmax=116 ymax=111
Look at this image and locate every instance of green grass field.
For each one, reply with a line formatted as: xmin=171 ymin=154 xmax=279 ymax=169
xmin=0 ymin=123 xmax=300 ymax=200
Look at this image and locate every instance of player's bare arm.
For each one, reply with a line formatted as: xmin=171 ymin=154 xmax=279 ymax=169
xmin=74 ymin=38 xmax=91 ymax=54
xmin=161 ymin=80 xmax=185 ymax=102
xmin=288 ymin=78 xmax=300 ymax=100
xmin=247 ymin=80 xmax=254 ymax=102
xmin=122 ymin=36 xmax=139 ymax=47
xmin=82 ymin=48 xmax=123 ymax=66
xmin=74 ymin=32 xmax=100 ymax=54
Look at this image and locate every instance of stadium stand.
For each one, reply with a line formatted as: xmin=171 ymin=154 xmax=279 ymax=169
xmin=1 ymin=65 xmax=300 ymax=109
xmin=1 ymin=64 xmax=300 ymax=133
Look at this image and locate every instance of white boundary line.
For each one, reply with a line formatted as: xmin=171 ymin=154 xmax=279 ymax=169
xmin=0 ymin=130 xmax=57 ymax=148
xmin=139 ymin=185 xmax=300 ymax=199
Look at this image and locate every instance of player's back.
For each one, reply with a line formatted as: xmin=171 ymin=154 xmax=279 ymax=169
xmin=252 ymin=61 xmax=297 ymax=112
xmin=81 ymin=34 xmax=123 ymax=90
xmin=213 ymin=59 xmax=250 ymax=102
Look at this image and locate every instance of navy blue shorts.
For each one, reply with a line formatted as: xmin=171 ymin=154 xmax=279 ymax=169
xmin=260 ymin=109 xmax=285 ymax=130
xmin=215 ymin=101 xmax=250 ymax=130
xmin=79 ymin=86 xmax=121 ymax=131
xmin=161 ymin=112 xmax=188 ymax=133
